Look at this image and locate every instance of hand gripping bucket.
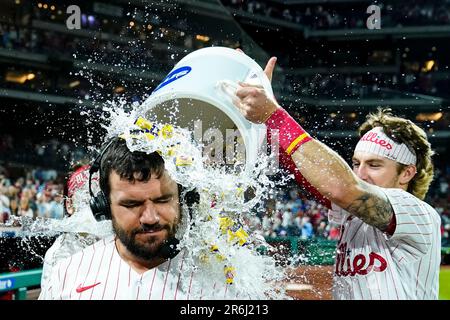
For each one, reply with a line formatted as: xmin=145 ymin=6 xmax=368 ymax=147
xmin=138 ymin=46 xmax=271 ymax=173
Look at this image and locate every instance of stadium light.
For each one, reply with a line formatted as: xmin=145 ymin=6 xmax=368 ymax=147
xmin=5 ymin=72 xmax=36 ymax=84
xmin=416 ymin=112 xmax=443 ymax=122
xmin=196 ymin=35 xmax=210 ymax=42
xmin=69 ymin=80 xmax=80 ymax=88
xmin=422 ymin=60 xmax=435 ymax=72
xmin=114 ymin=86 xmax=125 ymax=93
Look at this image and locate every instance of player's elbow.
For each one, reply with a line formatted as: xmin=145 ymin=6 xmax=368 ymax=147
xmin=326 ymin=180 xmax=362 ymax=209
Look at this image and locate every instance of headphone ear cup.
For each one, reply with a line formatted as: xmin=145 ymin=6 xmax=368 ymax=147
xmin=90 ymin=192 xmax=110 ymax=221
xmin=99 ymin=192 xmax=111 ymax=220
xmin=89 ymin=196 xmax=102 ymax=221
xmin=184 ymin=189 xmax=199 ymax=222
xmin=185 ymin=190 xmax=200 ymax=207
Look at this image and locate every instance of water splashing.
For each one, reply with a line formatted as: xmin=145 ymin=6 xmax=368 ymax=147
xmin=98 ymin=103 xmax=290 ymax=299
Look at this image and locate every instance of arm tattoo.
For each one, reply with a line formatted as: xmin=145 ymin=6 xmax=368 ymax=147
xmin=344 ymin=188 xmax=394 ymax=232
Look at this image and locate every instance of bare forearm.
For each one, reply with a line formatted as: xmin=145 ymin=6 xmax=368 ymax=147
xmin=291 ymin=139 xmax=356 ymax=204
xmin=291 ymin=140 xmax=394 ymax=231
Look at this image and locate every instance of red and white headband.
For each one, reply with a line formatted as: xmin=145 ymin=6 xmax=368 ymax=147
xmin=355 ymin=127 xmax=417 ymax=165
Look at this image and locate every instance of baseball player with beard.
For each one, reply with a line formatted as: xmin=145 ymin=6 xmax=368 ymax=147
xmin=234 ymin=55 xmax=441 ymax=300
xmin=39 ymin=139 xmax=236 ymax=300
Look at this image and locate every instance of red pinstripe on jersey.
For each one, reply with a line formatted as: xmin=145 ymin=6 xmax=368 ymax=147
xmin=136 ymin=274 xmax=143 ymax=300
xmin=70 ymin=251 xmax=84 ymax=300
xmin=174 ymin=251 xmax=185 ymax=300
xmin=79 ymin=241 xmax=96 ymax=300
xmin=89 ymin=239 xmax=107 ymax=300
xmin=102 ymin=244 xmax=115 ymax=299
xmin=148 ymin=267 xmax=157 ymax=300
xmin=113 ymin=258 xmax=122 ymax=300
xmin=128 ymin=265 xmax=131 ymax=287
xmin=422 ymin=238 xmax=434 ymax=299
xmin=61 ymin=256 xmax=72 ymax=299
xmin=187 ymin=271 xmax=194 ymax=300
xmin=224 ymin=283 xmax=228 ymax=298
xmin=379 ymin=236 xmax=400 ymax=299
xmin=161 ymin=259 xmax=171 ymax=300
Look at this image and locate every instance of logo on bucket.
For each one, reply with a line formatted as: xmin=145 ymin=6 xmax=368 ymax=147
xmin=153 ymin=66 xmax=192 ymax=93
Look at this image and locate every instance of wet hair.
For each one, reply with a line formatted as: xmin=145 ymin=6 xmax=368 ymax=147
xmin=358 ymin=108 xmax=434 ymax=200
xmin=99 ymin=138 xmax=165 ymax=200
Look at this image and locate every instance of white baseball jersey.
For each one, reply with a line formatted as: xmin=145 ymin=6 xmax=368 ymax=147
xmin=328 ymin=187 xmax=441 ymax=300
xmin=38 ymin=235 xmax=239 ymax=300
xmin=40 ymin=233 xmax=99 ymax=294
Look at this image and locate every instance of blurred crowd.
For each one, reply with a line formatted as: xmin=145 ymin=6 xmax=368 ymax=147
xmin=0 ymin=3 xmax=238 ymax=69
xmin=249 ymin=187 xmax=341 ymax=241
xmin=285 ymin=72 xmax=450 ymax=102
xmin=0 ymin=134 xmax=87 ymax=171
xmin=0 ymin=22 xmax=167 ymax=100
xmin=0 ymin=19 xmax=232 ymax=101
xmin=0 ymin=134 xmax=90 ymax=224
xmin=0 ymin=22 xmax=176 ymax=71
xmin=223 ymin=0 xmax=450 ymax=29
xmin=2 ymin=21 xmax=448 ymax=108
xmin=0 ymin=167 xmax=65 ymax=224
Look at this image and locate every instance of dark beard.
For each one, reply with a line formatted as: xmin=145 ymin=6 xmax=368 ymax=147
xmin=112 ymin=218 xmax=178 ymax=260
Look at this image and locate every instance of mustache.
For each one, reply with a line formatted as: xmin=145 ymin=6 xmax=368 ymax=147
xmin=133 ymin=223 xmax=170 ymax=234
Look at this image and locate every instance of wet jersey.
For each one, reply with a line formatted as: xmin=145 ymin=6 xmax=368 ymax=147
xmin=38 ymin=235 xmax=238 ymax=300
xmin=328 ymin=187 xmax=441 ymax=300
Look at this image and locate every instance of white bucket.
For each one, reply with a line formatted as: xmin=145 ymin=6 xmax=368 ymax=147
xmin=138 ymin=46 xmax=270 ymax=173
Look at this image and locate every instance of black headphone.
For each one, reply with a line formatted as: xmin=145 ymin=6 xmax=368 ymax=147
xmin=89 ymin=138 xmax=116 ymax=221
xmin=88 ymin=137 xmax=199 ymax=259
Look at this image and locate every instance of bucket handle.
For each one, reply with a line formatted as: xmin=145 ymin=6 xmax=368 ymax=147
xmin=215 ymin=80 xmax=241 ymax=106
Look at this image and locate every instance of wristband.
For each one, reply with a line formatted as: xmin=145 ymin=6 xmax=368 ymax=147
xmin=265 ymin=108 xmax=331 ymax=209
xmin=265 ymin=108 xmax=312 ymax=155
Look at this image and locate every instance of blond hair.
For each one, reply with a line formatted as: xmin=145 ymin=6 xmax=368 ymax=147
xmin=358 ymin=108 xmax=434 ymax=200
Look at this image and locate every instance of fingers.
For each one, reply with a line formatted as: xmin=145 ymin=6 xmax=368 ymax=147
xmin=232 ymin=82 xmax=258 ymax=116
xmin=238 ymin=81 xmax=263 ymax=89
xmin=232 ymin=96 xmax=250 ymax=116
xmin=235 ymin=85 xmax=261 ymax=100
xmin=264 ymin=57 xmax=277 ymax=82
xmin=235 ymin=48 xmax=244 ymax=54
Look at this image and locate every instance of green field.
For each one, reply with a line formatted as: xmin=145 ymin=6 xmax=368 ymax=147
xmin=440 ymin=267 xmax=450 ymax=300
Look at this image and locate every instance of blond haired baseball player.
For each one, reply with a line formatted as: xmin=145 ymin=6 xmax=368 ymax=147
xmin=234 ymin=56 xmax=441 ymax=299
